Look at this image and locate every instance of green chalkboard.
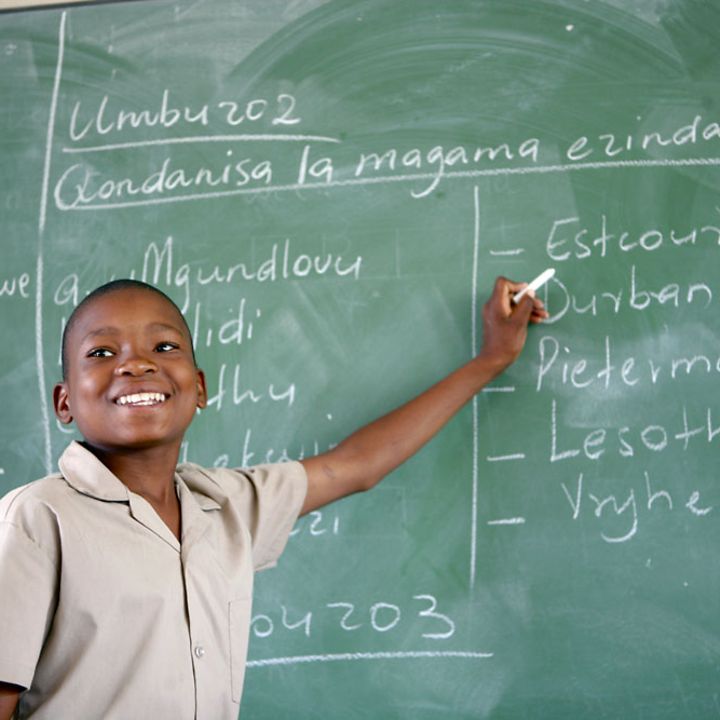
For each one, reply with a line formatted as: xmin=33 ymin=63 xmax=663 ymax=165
xmin=2 ymin=0 xmax=720 ymax=717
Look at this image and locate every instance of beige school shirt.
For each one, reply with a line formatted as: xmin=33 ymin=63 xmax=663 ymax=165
xmin=0 ymin=441 xmax=307 ymax=720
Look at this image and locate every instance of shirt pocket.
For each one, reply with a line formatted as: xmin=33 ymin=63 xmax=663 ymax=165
xmin=228 ymin=596 xmax=252 ymax=703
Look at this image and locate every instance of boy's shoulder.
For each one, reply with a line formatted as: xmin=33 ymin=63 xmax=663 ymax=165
xmin=0 ymin=473 xmax=70 ymax=520
xmin=0 ymin=474 xmax=71 ymax=558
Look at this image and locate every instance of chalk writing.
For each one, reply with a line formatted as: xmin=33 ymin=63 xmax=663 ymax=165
xmin=138 ymin=236 xmax=362 ymax=313
xmin=536 ymin=335 xmax=720 ymax=392
xmin=543 ymin=266 xmax=713 ymax=324
xmin=246 ymin=650 xmax=493 ymax=669
xmin=289 ymin=510 xmax=340 ymax=539
xmin=54 ymin=153 xmax=275 ymax=209
xmin=183 ymin=429 xmax=337 ymax=469
xmin=69 ymin=90 xmax=210 ymax=140
xmin=51 ymin=156 xmax=720 ymax=211
xmin=487 ymin=517 xmax=526 ymax=526
xmin=486 ymin=453 xmax=526 ymax=462
xmin=250 ymin=594 xmax=456 ymax=642
xmin=561 ymin=470 xmax=713 ymax=543
xmin=218 ymin=93 xmax=301 ymax=127
xmin=550 ymin=400 xmax=720 ymax=462
xmin=68 ymin=89 xmax=304 ymax=143
xmin=51 ymin=236 xmax=362 ymax=316
xmin=546 ymin=214 xmax=720 ymax=262
xmin=353 ymin=139 xmax=541 ymax=198
xmin=564 ymin=114 xmax=720 ymax=163
xmin=0 ymin=272 xmax=31 ymax=299
xmin=48 ymin=102 xmax=720 ymax=212
xmin=205 ymin=364 xmax=295 ymax=411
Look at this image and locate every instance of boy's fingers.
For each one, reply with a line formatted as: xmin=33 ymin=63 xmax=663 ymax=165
xmin=529 ymin=309 xmax=550 ymax=324
xmin=497 ymin=276 xmax=527 ymax=294
xmin=513 ymin=293 xmax=535 ymax=324
xmin=489 ymin=276 xmax=548 ymax=322
xmin=531 ymin=294 xmax=549 ymax=319
xmin=491 ymin=277 xmax=527 ymax=314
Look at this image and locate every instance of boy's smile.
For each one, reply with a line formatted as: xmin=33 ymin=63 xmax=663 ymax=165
xmin=115 ymin=391 xmax=168 ymax=407
xmin=53 ymin=287 xmax=206 ymax=454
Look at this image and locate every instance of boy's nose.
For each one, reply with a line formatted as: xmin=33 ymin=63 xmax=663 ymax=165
xmin=115 ymin=355 xmax=158 ymax=375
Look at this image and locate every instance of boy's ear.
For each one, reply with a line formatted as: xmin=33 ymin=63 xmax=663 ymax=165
xmin=53 ymin=382 xmax=74 ymax=424
xmin=195 ymin=369 xmax=208 ymax=410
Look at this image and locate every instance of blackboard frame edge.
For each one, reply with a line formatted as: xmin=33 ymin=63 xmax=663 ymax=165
xmin=0 ymin=0 xmax=149 ymax=16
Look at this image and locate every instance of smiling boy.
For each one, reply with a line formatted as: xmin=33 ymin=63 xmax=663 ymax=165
xmin=0 ymin=277 xmax=546 ymax=719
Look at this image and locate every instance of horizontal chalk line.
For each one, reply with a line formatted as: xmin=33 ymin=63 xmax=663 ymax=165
xmin=488 ymin=517 xmax=526 ymax=526
xmin=481 ymin=386 xmax=515 ymax=393
xmin=60 ymin=155 xmax=720 ymax=212
xmin=62 ymin=133 xmax=341 ymax=153
xmin=489 ymin=248 xmax=524 ymax=256
xmin=486 ymin=453 xmax=526 ymax=462
xmin=247 ymin=650 xmax=494 ymax=668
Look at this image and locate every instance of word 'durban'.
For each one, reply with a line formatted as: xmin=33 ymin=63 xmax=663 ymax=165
xmin=543 ymin=265 xmax=712 ymax=323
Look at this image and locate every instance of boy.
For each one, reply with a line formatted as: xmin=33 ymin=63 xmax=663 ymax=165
xmin=0 ymin=276 xmax=546 ymax=719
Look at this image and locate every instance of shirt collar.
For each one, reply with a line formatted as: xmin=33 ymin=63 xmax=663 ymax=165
xmin=58 ymin=441 xmax=130 ymax=502
xmin=58 ymin=441 xmax=222 ymax=512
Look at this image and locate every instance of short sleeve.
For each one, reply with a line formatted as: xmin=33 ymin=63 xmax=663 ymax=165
xmin=0 ymin=521 xmax=58 ymax=688
xmin=241 ymin=461 xmax=307 ymax=570
xmin=180 ymin=460 xmax=307 ymax=572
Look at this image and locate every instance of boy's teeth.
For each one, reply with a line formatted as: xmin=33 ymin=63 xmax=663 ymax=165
xmin=117 ymin=392 xmax=166 ymax=406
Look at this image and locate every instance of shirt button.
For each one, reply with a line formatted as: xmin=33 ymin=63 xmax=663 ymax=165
xmin=194 ymin=645 xmax=205 ymax=659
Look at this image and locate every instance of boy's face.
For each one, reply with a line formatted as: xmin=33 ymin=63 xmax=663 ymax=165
xmin=53 ymin=288 xmax=206 ymax=454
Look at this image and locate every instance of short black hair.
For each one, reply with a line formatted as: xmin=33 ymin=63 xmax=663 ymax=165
xmin=61 ymin=279 xmax=195 ymax=380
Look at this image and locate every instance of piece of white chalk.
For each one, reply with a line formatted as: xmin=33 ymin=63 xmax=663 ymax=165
xmin=512 ymin=268 xmax=555 ymax=304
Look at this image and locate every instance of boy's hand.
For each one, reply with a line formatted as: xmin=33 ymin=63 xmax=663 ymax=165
xmin=477 ymin=276 xmax=548 ymax=375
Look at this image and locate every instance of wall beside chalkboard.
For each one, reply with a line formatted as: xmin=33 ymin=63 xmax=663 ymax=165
xmin=2 ymin=1 xmax=720 ymax=718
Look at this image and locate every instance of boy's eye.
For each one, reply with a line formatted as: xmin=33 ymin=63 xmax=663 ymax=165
xmin=155 ymin=342 xmax=179 ymax=352
xmin=87 ymin=348 xmax=114 ymax=358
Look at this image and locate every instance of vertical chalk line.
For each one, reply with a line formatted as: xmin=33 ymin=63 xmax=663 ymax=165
xmin=36 ymin=11 xmax=67 ymax=474
xmin=470 ymin=185 xmax=481 ymax=591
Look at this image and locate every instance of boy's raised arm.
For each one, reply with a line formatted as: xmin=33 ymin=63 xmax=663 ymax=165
xmin=299 ymin=276 xmax=547 ymax=515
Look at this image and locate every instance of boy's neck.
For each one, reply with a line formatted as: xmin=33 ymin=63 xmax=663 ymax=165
xmin=83 ymin=441 xmax=180 ymax=505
